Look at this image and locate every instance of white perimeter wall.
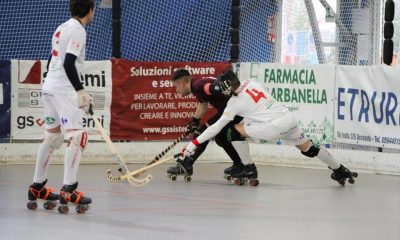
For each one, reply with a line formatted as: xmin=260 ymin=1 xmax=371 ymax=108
xmin=1 ymin=142 xmax=399 ymax=175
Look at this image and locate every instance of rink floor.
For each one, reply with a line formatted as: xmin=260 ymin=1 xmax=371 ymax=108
xmin=0 ymin=162 xmax=399 ymax=240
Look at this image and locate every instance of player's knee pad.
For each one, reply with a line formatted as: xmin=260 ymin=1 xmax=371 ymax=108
xmin=43 ymin=131 xmax=64 ymax=150
xmin=301 ymin=141 xmax=320 ymax=158
xmin=215 ymin=126 xmax=244 ymax=147
xmin=68 ymin=130 xmax=88 ymax=151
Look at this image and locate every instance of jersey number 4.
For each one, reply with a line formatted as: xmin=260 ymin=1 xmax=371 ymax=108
xmin=246 ymin=88 xmax=266 ymax=103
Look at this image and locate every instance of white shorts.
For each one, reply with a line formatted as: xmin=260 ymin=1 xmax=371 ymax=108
xmin=42 ymin=90 xmax=84 ymax=130
xmin=244 ymin=114 xmax=307 ymax=146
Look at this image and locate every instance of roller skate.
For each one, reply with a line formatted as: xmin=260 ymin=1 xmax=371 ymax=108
xmin=330 ymin=164 xmax=358 ymax=186
xmin=166 ymin=157 xmax=194 ymax=183
xmin=223 ymin=163 xmax=244 ymax=182
xmin=58 ymin=182 xmax=92 ymax=214
xmin=230 ymin=163 xmax=259 ymax=186
xmin=27 ymin=179 xmax=59 ymax=211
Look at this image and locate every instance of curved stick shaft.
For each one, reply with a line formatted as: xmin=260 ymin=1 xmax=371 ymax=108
xmin=115 ymin=153 xmax=181 ymax=181
xmin=147 ymin=132 xmax=188 ymax=166
xmin=91 ymin=112 xmax=130 ymax=173
xmin=132 ymin=132 xmax=188 ymax=178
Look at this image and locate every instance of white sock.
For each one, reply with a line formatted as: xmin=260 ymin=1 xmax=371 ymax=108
xmin=63 ymin=141 xmax=82 ymax=185
xmin=317 ymin=147 xmax=340 ymax=170
xmin=33 ymin=141 xmax=54 ymax=183
xmin=231 ymin=141 xmax=253 ymax=165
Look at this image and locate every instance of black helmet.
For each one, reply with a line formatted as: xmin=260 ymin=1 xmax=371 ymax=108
xmin=217 ymin=70 xmax=240 ymax=95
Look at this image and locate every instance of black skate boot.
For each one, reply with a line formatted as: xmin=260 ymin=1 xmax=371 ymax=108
xmin=166 ymin=157 xmax=194 ymax=183
xmin=230 ymin=163 xmax=259 ymax=186
xmin=223 ymin=163 xmax=244 ymax=182
xmin=27 ymin=179 xmax=59 ymax=210
xmin=58 ymin=182 xmax=92 ymax=214
xmin=330 ymin=164 xmax=358 ymax=186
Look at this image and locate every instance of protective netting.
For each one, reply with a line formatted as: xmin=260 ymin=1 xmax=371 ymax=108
xmin=0 ymin=0 xmax=384 ymax=64
xmin=120 ymin=0 xmax=231 ymax=61
xmin=240 ymin=0 xmax=380 ymax=65
xmin=0 ymin=0 xmax=112 ymax=60
xmin=239 ymin=0 xmax=279 ymax=62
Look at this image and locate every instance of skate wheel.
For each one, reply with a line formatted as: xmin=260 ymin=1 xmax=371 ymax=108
xmin=234 ymin=178 xmax=246 ymax=186
xmin=225 ymin=175 xmax=232 ymax=182
xmin=249 ymin=179 xmax=259 ymax=186
xmin=76 ymin=204 xmax=88 ymax=214
xmin=338 ymin=180 xmax=345 ymax=186
xmin=352 ymin=172 xmax=358 ymax=178
xmin=184 ymin=176 xmax=191 ymax=183
xmin=348 ymin=177 xmax=355 ymax=184
xmin=27 ymin=201 xmax=38 ymax=210
xmin=170 ymin=175 xmax=177 ymax=181
xmin=58 ymin=205 xmax=69 ymax=214
xmin=43 ymin=201 xmax=56 ymax=210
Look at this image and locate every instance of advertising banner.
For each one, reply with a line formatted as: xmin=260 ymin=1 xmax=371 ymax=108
xmin=0 ymin=60 xmax=11 ymax=141
xmin=111 ymin=60 xmax=230 ymax=140
xmin=238 ymin=63 xmax=335 ymax=145
xmin=10 ymin=60 xmax=112 ymax=140
xmin=335 ymin=65 xmax=400 ymax=149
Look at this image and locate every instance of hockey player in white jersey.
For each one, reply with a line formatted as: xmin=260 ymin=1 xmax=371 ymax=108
xmin=27 ymin=0 xmax=95 ymax=214
xmin=182 ymin=70 xmax=358 ymax=186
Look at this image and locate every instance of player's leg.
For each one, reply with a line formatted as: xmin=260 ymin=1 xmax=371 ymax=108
xmin=284 ymin=118 xmax=358 ymax=185
xmin=58 ymin=130 xmax=92 ymax=213
xmin=28 ymin=92 xmax=62 ymax=210
xmin=215 ymin=116 xmax=249 ymax=176
xmin=57 ymin=91 xmax=91 ymax=213
xmin=215 ymin=123 xmax=251 ymax=179
xmin=167 ymin=113 xmax=223 ymax=179
xmin=229 ymin=121 xmax=262 ymax=185
xmin=296 ymin=139 xmax=340 ymax=169
xmin=296 ymin=140 xmax=358 ymax=185
xmin=296 ymin=140 xmax=357 ymax=185
xmin=166 ymin=124 xmax=209 ymax=179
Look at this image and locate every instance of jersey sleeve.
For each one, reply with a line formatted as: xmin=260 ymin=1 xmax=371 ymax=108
xmin=196 ymin=99 xmax=239 ymax=144
xmin=196 ymin=117 xmax=231 ymax=144
xmin=66 ymin=28 xmax=86 ymax=57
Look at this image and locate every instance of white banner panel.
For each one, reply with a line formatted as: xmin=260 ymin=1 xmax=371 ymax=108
xmin=335 ymin=65 xmax=400 ymax=148
xmin=238 ymin=63 xmax=335 ymax=145
xmin=11 ymin=60 xmax=112 ymax=140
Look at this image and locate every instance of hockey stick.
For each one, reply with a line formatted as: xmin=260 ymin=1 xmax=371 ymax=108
xmin=132 ymin=131 xmax=189 ymax=177
xmin=108 ymin=153 xmax=181 ymax=183
xmin=89 ymin=107 xmax=153 ymax=187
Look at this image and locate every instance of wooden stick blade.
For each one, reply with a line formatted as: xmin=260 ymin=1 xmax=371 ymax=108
xmin=127 ymin=174 xmax=153 ymax=187
xmin=106 ymin=169 xmax=123 ymax=182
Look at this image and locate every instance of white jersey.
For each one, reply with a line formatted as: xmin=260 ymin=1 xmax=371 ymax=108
xmin=196 ymin=79 xmax=290 ymax=144
xmin=43 ymin=18 xmax=86 ymax=92
xmin=222 ymin=79 xmax=288 ymax=123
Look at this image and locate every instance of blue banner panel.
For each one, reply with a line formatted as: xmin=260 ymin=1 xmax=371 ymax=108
xmin=0 ymin=60 xmax=11 ymax=141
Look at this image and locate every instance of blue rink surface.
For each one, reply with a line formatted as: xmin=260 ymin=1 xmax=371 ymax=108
xmin=0 ymin=163 xmax=399 ymax=240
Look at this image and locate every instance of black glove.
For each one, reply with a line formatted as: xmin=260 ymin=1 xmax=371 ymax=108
xmin=187 ymin=117 xmax=200 ymax=134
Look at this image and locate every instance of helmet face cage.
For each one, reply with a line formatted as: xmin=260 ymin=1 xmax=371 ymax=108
xmin=220 ymin=79 xmax=232 ymax=95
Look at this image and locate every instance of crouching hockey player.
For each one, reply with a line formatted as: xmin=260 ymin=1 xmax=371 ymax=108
xmin=166 ymin=69 xmax=258 ymax=184
xmin=181 ymin=70 xmax=358 ymax=186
